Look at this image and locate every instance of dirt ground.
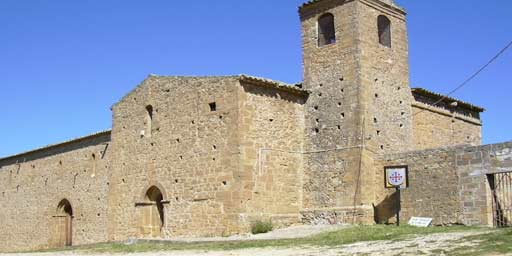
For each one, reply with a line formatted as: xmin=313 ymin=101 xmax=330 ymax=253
xmin=4 ymin=225 xmax=512 ymax=256
xmin=2 ymin=229 xmax=501 ymax=256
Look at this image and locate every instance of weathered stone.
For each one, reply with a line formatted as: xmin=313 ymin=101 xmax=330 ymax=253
xmin=0 ymin=0 xmax=499 ymax=252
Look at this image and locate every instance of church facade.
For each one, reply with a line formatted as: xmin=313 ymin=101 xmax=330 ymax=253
xmin=1 ymin=0 xmax=509 ymax=252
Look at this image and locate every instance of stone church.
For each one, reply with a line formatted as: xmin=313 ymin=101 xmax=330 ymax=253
xmin=1 ymin=0 xmax=511 ymax=252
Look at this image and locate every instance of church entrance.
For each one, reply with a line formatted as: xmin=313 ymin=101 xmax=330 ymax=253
xmin=54 ymin=199 xmax=73 ymax=247
xmin=138 ymin=186 xmax=165 ymax=237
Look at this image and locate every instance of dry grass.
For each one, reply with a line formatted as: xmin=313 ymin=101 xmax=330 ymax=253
xmin=30 ymin=225 xmax=480 ymax=254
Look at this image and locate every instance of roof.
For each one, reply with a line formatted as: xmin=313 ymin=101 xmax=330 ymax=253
xmin=0 ymin=130 xmax=111 ymax=164
xmin=412 ymin=88 xmax=485 ymax=112
xmin=299 ymin=0 xmax=405 ymax=14
xmin=239 ymin=74 xmax=308 ymax=96
xmin=113 ymin=74 xmax=308 ymax=108
xmin=300 ymin=0 xmax=343 ymax=10
xmin=0 ymin=74 xmax=305 ymax=164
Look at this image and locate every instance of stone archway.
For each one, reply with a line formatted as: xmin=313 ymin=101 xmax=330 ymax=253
xmin=53 ymin=199 xmax=73 ymax=247
xmin=138 ymin=186 xmax=165 ymax=237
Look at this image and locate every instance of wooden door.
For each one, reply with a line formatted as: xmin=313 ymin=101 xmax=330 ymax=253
xmin=53 ymin=199 xmax=73 ymax=247
xmin=139 ymin=203 xmax=162 ymax=237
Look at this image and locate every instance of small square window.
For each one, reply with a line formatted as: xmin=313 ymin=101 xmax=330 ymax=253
xmin=209 ymin=102 xmax=217 ymax=112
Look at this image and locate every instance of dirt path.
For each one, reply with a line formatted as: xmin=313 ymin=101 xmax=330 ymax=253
xmin=336 ymin=230 xmax=486 ymax=255
xmin=2 ymin=230 xmax=497 ymax=256
xmin=153 ymin=224 xmax=350 ymax=242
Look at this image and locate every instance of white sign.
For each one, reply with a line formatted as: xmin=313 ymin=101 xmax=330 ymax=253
xmin=385 ymin=167 xmax=407 ymax=188
xmin=408 ymin=217 xmax=433 ymax=227
xmin=388 ymin=169 xmax=405 ymax=186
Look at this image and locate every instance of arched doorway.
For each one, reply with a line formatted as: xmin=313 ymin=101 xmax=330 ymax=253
xmin=139 ymin=186 xmax=164 ymax=237
xmin=54 ymin=199 xmax=73 ymax=247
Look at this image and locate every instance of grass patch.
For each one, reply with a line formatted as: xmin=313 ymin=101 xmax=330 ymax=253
xmin=298 ymin=225 xmax=476 ymax=248
xmin=31 ymin=225 xmax=480 ymax=254
xmin=449 ymin=228 xmax=512 ymax=256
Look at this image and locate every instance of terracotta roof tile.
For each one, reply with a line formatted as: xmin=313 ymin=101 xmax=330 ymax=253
xmin=412 ymin=88 xmax=485 ymax=112
xmin=239 ymin=75 xmax=308 ymax=96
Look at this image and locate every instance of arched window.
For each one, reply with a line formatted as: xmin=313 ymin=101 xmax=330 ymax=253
xmin=378 ymin=15 xmax=391 ymax=48
xmin=318 ymin=13 xmax=336 ymax=47
xmin=145 ymin=105 xmax=153 ymax=137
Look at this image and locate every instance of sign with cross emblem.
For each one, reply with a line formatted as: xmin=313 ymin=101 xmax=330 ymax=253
xmin=385 ymin=166 xmax=409 ymax=189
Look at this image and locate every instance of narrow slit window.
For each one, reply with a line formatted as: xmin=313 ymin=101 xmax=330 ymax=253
xmin=209 ymin=102 xmax=217 ymax=112
xmin=318 ymin=13 xmax=336 ymax=47
xmin=145 ymin=105 xmax=153 ymax=137
xmin=378 ymin=15 xmax=391 ymax=48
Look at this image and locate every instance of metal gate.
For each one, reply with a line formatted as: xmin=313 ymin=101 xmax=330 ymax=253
xmin=489 ymin=172 xmax=512 ymax=227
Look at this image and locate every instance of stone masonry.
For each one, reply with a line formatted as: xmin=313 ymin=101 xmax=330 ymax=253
xmin=0 ymin=132 xmax=111 ymax=250
xmin=0 ymin=0 xmax=503 ymax=252
xmin=376 ymin=142 xmax=512 ymax=227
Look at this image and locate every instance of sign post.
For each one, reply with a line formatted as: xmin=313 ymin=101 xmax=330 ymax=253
xmin=384 ymin=166 xmax=409 ymax=226
xmin=396 ymin=186 xmax=401 ymax=226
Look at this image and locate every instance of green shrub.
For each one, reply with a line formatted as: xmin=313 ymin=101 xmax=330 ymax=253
xmin=251 ymin=220 xmax=273 ymax=234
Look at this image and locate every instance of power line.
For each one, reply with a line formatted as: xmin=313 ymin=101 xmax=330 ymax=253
xmin=310 ymin=39 xmax=512 ymax=129
xmin=413 ymin=39 xmax=512 ymax=117
xmin=369 ymin=38 xmax=512 ymax=125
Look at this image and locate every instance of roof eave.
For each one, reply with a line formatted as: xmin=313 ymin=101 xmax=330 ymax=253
xmin=239 ymin=75 xmax=309 ymax=96
xmin=412 ymin=88 xmax=485 ymax=112
xmin=0 ymin=130 xmax=112 ymax=163
xmin=299 ymin=0 xmax=406 ymax=16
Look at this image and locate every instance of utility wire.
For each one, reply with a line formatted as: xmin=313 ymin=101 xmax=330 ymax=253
xmin=359 ymin=38 xmax=512 ymax=126
xmin=412 ymin=39 xmax=512 ymax=117
xmin=309 ymin=40 xmax=512 ymax=130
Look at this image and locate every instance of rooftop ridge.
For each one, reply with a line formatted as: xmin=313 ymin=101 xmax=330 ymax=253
xmin=0 ymin=129 xmax=112 ymax=163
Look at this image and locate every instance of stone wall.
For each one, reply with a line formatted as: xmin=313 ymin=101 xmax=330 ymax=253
xmin=455 ymin=142 xmax=512 ymax=226
xmin=301 ymin=0 xmax=362 ymax=152
xmin=299 ymin=0 xmax=412 ymax=224
xmin=375 ymin=147 xmax=463 ymax=225
xmin=0 ymin=132 xmax=111 ymax=252
xmin=356 ymin=0 xmax=413 ymax=154
xmin=107 ymin=76 xmax=243 ymax=241
xmin=375 ymin=142 xmax=512 ymax=227
xmin=301 ymin=148 xmax=376 ymax=225
xmin=300 ymin=0 xmax=368 ymax=221
xmin=412 ymin=102 xmax=482 ymax=150
xmin=0 ymin=0 xmax=495 ymax=252
xmin=106 ymin=75 xmax=309 ymax=241
xmin=237 ymin=81 xmax=306 ymax=228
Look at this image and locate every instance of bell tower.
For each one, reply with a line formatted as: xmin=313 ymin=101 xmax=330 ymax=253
xmin=299 ymin=0 xmax=413 ymax=223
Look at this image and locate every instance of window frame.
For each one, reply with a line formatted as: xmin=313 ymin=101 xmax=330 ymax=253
xmin=377 ymin=15 xmax=392 ymax=48
xmin=317 ymin=13 xmax=336 ymax=47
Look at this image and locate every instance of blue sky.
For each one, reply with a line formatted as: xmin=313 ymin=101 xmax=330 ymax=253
xmin=0 ymin=0 xmax=510 ymax=157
